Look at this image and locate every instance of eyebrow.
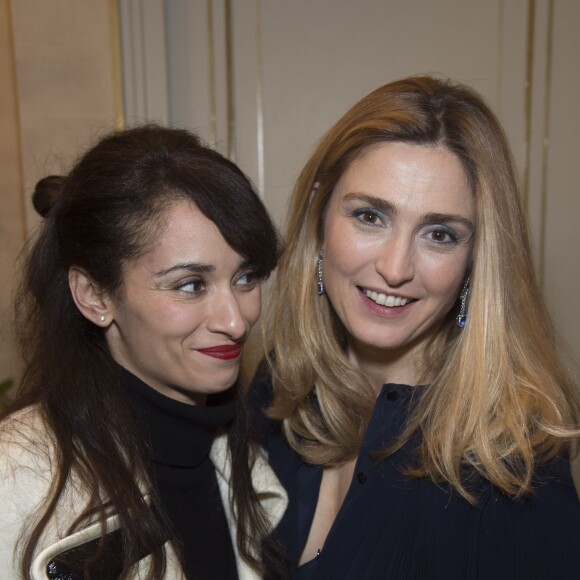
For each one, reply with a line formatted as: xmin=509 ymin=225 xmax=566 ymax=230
xmin=344 ymin=193 xmax=474 ymax=231
xmin=344 ymin=193 xmax=397 ymax=216
xmin=420 ymin=212 xmax=474 ymax=231
xmin=154 ymin=263 xmax=215 ymax=277
xmin=153 ymin=258 xmax=252 ymax=278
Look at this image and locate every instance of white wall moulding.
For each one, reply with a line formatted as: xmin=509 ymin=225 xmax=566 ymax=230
xmin=118 ymin=0 xmax=169 ymax=125
xmin=0 ymin=0 xmax=26 ymax=384
xmin=110 ymin=0 xmax=126 ymax=130
xmin=115 ymin=0 xmax=579 ymax=356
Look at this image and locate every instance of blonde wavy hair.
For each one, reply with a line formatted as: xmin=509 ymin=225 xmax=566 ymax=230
xmin=266 ymin=75 xmax=580 ymax=501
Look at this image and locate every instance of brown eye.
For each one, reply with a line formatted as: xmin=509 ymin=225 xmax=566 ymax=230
xmin=236 ymin=271 xmax=259 ymax=289
xmin=361 ymin=211 xmax=378 ymax=224
xmin=177 ymin=279 xmax=206 ymax=294
xmin=425 ymin=227 xmax=458 ymax=245
xmin=353 ymin=208 xmax=383 ymax=227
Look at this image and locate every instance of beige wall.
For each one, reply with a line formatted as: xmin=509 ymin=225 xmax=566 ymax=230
xmin=0 ymin=0 xmax=26 ymax=385
xmin=136 ymin=0 xmax=579 ymax=359
xmin=542 ymin=0 xmax=580 ymax=362
xmin=1 ymin=0 xmax=579 ymax=383
xmin=0 ymin=0 xmax=120 ymax=383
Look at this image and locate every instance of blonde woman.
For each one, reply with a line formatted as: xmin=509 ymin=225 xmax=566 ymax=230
xmin=251 ymin=76 xmax=580 ymax=579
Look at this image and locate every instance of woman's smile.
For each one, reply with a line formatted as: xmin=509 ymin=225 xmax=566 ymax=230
xmin=360 ymin=287 xmax=413 ymax=307
xmin=357 ymin=287 xmax=416 ymax=317
xmin=196 ymin=343 xmax=244 ymax=360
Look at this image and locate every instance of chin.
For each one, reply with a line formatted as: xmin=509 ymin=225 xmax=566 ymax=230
xmin=203 ymin=376 xmax=238 ymax=394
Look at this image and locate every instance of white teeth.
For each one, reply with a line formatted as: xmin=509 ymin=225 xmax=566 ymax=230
xmin=364 ymin=289 xmax=409 ymax=307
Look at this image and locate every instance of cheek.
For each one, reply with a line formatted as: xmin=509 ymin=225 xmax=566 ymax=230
xmin=324 ymin=229 xmax=358 ymax=278
xmin=324 ymin=234 xmax=381 ymax=286
xmin=241 ymin=289 xmax=262 ymax=327
xmin=423 ymin=254 xmax=469 ymax=301
xmin=160 ymin=304 xmax=206 ymax=335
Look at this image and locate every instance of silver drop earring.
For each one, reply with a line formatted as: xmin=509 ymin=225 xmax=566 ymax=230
xmin=456 ymin=278 xmax=470 ymax=328
xmin=317 ymin=250 xmax=325 ymax=295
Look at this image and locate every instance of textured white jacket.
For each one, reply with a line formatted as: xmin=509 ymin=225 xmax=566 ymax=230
xmin=0 ymin=406 xmax=287 ymax=579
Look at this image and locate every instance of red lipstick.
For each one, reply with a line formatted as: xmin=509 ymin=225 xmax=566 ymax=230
xmin=197 ymin=343 xmax=243 ymax=360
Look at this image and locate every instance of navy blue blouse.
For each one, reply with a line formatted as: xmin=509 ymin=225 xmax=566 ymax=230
xmin=250 ymin=368 xmax=580 ymax=580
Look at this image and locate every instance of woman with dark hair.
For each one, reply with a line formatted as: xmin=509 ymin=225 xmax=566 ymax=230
xmin=252 ymin=76 xmax=580 ymax=579
xmin=0 ymin=125 xmax=287 ymax=579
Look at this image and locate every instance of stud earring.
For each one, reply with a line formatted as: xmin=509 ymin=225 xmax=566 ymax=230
xmin=99 ymin=315 xmax=106 ymax=323
xmin=317 ymin=250 xmax=325 ymax=295
xmin=456 ymin=278 xmax=470 ymax=328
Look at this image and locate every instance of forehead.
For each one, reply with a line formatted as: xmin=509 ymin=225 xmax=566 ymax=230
xmin=129 ymin=199 xmax=234 ymax=272
xmin=329 ymin=142 xmax=474 ymax=216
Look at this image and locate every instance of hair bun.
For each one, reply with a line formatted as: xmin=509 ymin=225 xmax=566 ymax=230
xmin=32 ymin=175 xmax=65 ymax=217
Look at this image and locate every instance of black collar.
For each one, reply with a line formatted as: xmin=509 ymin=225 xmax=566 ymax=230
xmin=119 ymin=367 xmax=235 ymax=468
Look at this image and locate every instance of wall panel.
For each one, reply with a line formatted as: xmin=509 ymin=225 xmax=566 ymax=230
xmin=542 ymin=0 xmax=580 ymax=359
xmin=1 ymin=0 xmax=121 ymax=382
xmin=0 ymin=0 xmax=26 ymax=385
xmin=122 ymin=0 xmax=578 ymax=357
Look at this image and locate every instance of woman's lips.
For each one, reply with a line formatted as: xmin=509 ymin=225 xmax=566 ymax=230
xmin=363 ymin=288 xmax=411 ymax=307
xmin=197 ymin=344 xmax=243 ymax=360
xmin=358 ymin=287 xmax=416 ymax=317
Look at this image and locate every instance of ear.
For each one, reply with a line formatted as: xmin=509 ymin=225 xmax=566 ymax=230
xmin=68 ymin=266 xmax=112 ymax=327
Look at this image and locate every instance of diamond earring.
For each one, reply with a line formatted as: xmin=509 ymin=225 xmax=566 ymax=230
xmin=317 ymin=251 xmax=325 ymax=295
xmin=456 ymin=278 xmax=470 ymax=328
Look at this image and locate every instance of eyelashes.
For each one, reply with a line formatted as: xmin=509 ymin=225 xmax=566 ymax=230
xmin=235 ymin=271 xmax=260 ymax=290
xmin=349 ymin=207 xmax=466 ymax=247
xmin=353 ymin=208 xmax=383 ymax=226
xmin=423 ymin=226 xmax=460 ymax=245
xmin=175 ymin=278 xmax=206 ymax=295
xmin=173 ymin=270 xmax=260 ymax=297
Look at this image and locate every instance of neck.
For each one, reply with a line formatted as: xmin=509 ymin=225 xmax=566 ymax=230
xmin=347 ymin=337 xmax=428 ymax=391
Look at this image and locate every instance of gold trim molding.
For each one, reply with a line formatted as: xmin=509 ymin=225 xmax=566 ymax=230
xmin=539 ymin=0 xmax=554 ymax=290
xmin=110 ymin=0 xmax=125 ymax=130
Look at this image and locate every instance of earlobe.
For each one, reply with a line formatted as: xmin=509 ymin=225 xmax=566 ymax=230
xmin=68 ymin=267 xmax=111 ymax=327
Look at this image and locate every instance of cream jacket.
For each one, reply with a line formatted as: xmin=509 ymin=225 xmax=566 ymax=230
xmin=0 ymin=406 xmax=287 ymax=579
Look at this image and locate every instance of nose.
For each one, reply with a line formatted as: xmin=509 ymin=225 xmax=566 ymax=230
xmin=375 ymin=234 xmax=415 ymax=287
xmin=207 ymin=291 xmax=247 ymax=340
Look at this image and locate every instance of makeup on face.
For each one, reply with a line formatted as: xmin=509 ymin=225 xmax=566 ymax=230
xmin=105 ymin=200 xmax=262 ymax=405
xmin=322 ymin=142 xmax=474 ymax=384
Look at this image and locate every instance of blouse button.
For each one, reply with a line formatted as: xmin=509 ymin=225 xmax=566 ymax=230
xmin=386 ymin=390 xmax=399 ymax=401
xmin=357 ymin=471 xmax=367 ymax=484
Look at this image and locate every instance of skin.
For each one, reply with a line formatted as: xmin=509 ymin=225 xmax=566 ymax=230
xmin=300 ymin=142 xmax=475 ymax=563
xmin=322 ymin=141 xmax=475 ymax=389
xmin=103 ymin=199 xmax=262 ymax=406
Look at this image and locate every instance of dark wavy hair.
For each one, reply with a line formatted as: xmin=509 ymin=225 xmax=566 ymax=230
xmin=10 ymin=125 xmax=283 ymax=578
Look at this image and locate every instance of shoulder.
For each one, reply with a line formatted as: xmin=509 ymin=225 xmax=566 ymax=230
xmin=0 ymin=404 xmax=55 ymax=498
xmin=476 ymin=456 xmax=580 ymax=578
xmin=1 ymin=404 xmax=48 ymax=436
xmin=0 ymin=405 xmax=54 ymax=476
xmin=0 ymin=406 xmax=57 ymax=576
xmin=528 ymin=453 xmax=579 ymax=508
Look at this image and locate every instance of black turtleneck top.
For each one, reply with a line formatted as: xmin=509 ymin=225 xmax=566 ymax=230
xmin=121 ymin=367 xmax=239 ymax=580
